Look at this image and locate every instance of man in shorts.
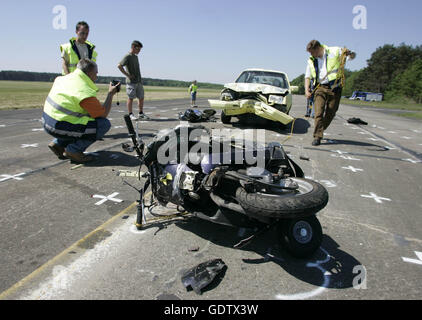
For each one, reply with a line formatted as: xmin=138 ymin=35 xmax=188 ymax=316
xmin=118 ymin=40 xmax=149 ymax=120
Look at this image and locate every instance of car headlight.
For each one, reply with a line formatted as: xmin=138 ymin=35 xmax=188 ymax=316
xmin=268 ymin=95 xmax=285 ymax=105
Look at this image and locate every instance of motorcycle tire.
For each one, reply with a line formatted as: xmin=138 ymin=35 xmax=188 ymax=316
xmin=278 ymin=215 xmax=322 ymax=258
xmin=235 ymin=178 xmax=328 ymax=218
xmin=221 ymin=111 xmax=231 ymax=124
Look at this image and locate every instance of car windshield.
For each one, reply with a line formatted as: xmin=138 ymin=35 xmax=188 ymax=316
xmin=235 ymin=71 xmax=288 ymax=88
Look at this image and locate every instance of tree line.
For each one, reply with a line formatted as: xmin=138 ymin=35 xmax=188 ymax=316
xmin=290 ymin=43 xmax=422 ymax=103
xmin=0 ymin=70 xmax=224 ymax=90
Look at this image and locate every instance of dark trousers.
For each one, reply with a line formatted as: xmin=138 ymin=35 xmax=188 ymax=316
xmin=313 ymin=85 xmax=342 ymax=139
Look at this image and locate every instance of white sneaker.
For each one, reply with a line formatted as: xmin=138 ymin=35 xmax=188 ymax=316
xmin=138 ymin=113 xmax=150 ymax=120
xmin=129 ymin=113 xmax=138 ymax=120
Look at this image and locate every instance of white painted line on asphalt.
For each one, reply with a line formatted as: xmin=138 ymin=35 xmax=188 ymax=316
xmin=0 ymin=124 xmax=6 ymax=128
xmin=360 ymin=192 xmax=391 ymax=204
xmin=331 ymin=150 xmax=349 ymax=155
xmin=402 ymin=251 xmax=422 ymax=266
xmin=402 ymin=158 xmax=422 ymax=164
xmin=31 ymin=128 xmax=44 ymax=131
xmin=401 ymin=136 xmax=412 ymax=140
xmin=388 ymin=131 xmax=397 ymax=134
xmin=113 ymin=126 xmax=124 ymax=129
xmin=92 ymin=192 xmax=123 ymax=205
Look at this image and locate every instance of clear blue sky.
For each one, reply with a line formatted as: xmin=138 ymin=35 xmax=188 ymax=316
xmin=0 ymin=0 xmax=421 ymax=84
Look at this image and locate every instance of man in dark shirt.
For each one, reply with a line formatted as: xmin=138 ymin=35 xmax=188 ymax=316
xmin=117 ymin=40 xmax=149 ymax=120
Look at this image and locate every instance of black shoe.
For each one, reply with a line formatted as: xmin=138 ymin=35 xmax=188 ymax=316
xmin=312 ymin=138 xmax=321 ymax=146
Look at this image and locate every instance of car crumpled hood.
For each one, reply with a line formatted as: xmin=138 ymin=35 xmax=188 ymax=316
xmin=224 ymin=82 xmax=290 ymax=95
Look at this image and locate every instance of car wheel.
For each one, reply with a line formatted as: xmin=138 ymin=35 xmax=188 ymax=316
xmin=221 ymin=111 xmax=231 ymax=124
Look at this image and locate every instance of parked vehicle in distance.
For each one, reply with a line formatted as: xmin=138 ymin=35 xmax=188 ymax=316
xmin=208 ymin=69 xmax=298 ymax=127
xmin=349 ymin=91 xmax=383 ymax=102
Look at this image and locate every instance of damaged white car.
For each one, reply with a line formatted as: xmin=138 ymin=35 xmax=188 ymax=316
xmin=208 ymin=69 xmax=298 ymax=126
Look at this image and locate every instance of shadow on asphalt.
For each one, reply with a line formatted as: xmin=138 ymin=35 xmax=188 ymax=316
xmin=320 ymin=139 xmax=387 ymax=150
xmin=226 ymin=118 xmax=311 ymax=135
xmin=81 ymin=151 xmax=141 ymax=167
xmin=173 ymin=217 xmax=361 ymax=290
xmin=105 ymin=132 xmax=156 ymax=140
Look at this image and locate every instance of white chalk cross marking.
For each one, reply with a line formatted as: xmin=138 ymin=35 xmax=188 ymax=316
xmin=361 ymin=192 xmax=391 ymax=204
xmin=342 ymin=166 xmax=363 ymax=173
xmin=0 ymin=173 xmax=25 ymax=182
xmin=21 ymin=143 xmax=39 ymax=148
xmin=92 ymin=192 xmax=123 ymax=205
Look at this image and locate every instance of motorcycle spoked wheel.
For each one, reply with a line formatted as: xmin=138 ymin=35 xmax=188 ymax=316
xmin=277 ymin=215 xmax=322 ymax=258
xmin=235 ymin=178 xmax=328 ymax=219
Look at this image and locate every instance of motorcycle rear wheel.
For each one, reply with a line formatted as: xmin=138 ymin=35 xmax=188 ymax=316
xmin=235 ymin=178 xmax=328 ymax=218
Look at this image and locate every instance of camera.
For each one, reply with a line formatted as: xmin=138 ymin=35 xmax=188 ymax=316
xmin=111 ymin=80 xmax=121 ymax=92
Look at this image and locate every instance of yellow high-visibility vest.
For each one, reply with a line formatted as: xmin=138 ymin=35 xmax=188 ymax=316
xmin=43 ymin=69 xmax=99 ymax=139
xmin=60 ymin=38 xmax=98 ymax=74
xmin=189 ymin=84 xmax=198 ymax=93
xmin=307 ymin=45 xmax=341 ymax=84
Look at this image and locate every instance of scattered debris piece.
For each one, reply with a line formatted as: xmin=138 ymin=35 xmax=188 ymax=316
xmin=181 ymin=259 xmax=227 ymax=295
xmin=347 ymin=117 xmax=368 ymax=125
xmin=299 ymin=155 xmax=310 ymax=161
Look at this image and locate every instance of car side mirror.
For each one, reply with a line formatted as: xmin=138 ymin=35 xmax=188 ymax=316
xmin=290 ymin=85 xmax=299 ymax=94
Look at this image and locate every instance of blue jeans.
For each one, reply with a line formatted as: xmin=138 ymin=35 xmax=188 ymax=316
xmin=53 ymin=118 xmax=111 ymax=153
xmin=306 ymin=97 xmax=315 ymax=117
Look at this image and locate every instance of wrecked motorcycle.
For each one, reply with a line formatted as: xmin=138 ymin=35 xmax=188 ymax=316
xmin=121 ymin=115 xmax=328 ymax=258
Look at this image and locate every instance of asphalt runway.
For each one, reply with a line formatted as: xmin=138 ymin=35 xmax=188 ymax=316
xmin=0 ymin=96 xmax=421 ymax=300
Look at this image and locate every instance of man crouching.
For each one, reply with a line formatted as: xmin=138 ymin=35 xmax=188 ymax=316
xmin=43 ymin=58 xmax=120 ymax=163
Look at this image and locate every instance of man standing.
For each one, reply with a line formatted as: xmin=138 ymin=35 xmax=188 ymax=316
xmin=118 ymin=40 xmax=149 ymax=120
xmin=188 ymin=80 xmax=198 ymax=107
xmin=43 ymin=59 xmax=120 ymax=163
xmin=60 ymin=21 xmax=97 ymax=75
xmin=304 ymin=40 xmax=355 ymax=146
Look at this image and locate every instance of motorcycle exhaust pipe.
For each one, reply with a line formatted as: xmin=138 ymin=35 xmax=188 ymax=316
xmin=209 ymin=192 xmax=245 ymax=214
xmin=209 ymin=192 xmax=271 ymax=224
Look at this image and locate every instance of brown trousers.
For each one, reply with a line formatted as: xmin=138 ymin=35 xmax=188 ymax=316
xmin=313 ymin=85 xmax=342 ymax=139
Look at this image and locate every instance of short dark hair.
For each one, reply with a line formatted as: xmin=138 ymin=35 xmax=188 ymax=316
xmin=306 ymin=40 xmax=321 ymax=52
xmin=131 ymin=40 xmax=143 ymax=48
xmin=77 ymin=58 xmax=97 ymax=74
xmin=76 ymin=21 xmax=89 ymax=31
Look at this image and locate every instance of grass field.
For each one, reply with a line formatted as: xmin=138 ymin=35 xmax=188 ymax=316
xmin=340 ymin=98 xmax=422 ymax=120
xmin=0 ymin=80 xmax=221 ymax=110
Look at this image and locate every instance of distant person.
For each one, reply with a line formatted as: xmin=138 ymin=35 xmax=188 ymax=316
xmin=188 ymin=80 xmax=198 ymax=107
xmin=43 ymin=59 xmax=120 ymax=163
xmin=305 ymin=80 xmax=315 ymax=118
xmin=304 ymin=40 xmax=355 ymax=146
xmin=60 ymin=21 xmax=97 ymax=75
xmin=118 ymin=40 xmax=149 ymax=121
